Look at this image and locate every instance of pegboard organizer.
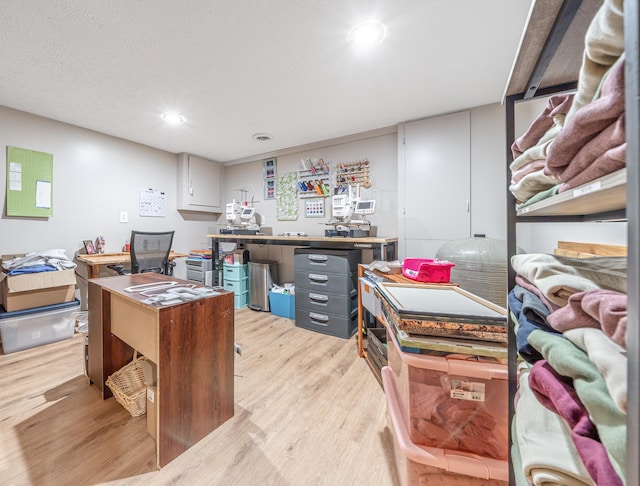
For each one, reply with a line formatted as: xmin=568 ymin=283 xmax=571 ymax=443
xmin=335 ymin=159 xmax=371 ymax=194
xmin=298 ymin=160 xmax=331 ymax=198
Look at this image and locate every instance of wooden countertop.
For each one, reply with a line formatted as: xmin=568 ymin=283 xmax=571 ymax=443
xmin=207 ymin=234 xmax=397 ymax=244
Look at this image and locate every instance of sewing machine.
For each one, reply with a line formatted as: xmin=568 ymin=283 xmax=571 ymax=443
xmin=221 ymin=200 xmax=261 ymax=235
xmin=325 ymin=185 xmax=375 ymax=237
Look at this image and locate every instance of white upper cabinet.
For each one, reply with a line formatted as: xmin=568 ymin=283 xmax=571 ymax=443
xmin=177 ymin=153 xmax=223 ymax=213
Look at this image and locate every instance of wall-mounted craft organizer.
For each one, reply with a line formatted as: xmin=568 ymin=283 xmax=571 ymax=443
xmin=335 ymin=159 xmax=371 ymax=194
xmin=298 ymin=159 xmax=331 ymax=198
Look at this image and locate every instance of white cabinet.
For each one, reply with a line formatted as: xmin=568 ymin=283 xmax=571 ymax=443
xmin=177 ymin=153 xmax=222 ymax=213
xmin=398 ymin=111 xmax=471 ymax=259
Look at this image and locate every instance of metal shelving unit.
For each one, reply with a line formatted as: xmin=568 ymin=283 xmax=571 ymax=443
xmin=503 ymin=0 xmax=637 ymax=484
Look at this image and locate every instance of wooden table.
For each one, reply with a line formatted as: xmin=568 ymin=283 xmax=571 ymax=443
xmin=77 ymin=251 xmax=188 ymax=278
xmin=87 ymin=273 xmax=234 ymax=468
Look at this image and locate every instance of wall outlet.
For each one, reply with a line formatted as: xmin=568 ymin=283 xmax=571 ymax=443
xmin=120 ymin=211 xmax=128 ymax=223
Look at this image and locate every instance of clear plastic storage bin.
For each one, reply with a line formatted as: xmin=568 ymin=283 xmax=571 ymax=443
xmin=0 ymin=300 xmax=80 ymax=354
xmin=382 ymin=367 xmax=508 ymax=485
xmin=386 ymin=327 xmax=509 ymax=465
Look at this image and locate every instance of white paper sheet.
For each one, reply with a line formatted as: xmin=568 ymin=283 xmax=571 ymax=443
xmin=35 ymin=180 xmax=51 ymax=208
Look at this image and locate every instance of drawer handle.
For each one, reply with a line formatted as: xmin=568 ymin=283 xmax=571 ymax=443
xmin=309 ymin=293 xmax=329 ymax=303
xmin=308 ymin=255 xmax=328 ymax=263
xmin=309 ymin=312 xmax=329 ymax=324
xmin=309 ymin=273 xmax=328 ymax=282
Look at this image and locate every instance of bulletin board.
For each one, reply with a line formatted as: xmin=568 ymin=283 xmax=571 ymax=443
xmin=6 ymin=146 xmax=54 ymax=217
xmin=276 ymin=172 xmax=299 ymax=221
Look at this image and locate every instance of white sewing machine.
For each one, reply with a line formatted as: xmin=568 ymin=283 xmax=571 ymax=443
xmin=326 ymin=185 xmax=375 ymax=237
xmin=222 ymin=200 xmax=261 ymax=235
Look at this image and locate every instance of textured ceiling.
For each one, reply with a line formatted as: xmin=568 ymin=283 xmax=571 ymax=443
xmin=0 ymin=0 xmax=533 ymax=163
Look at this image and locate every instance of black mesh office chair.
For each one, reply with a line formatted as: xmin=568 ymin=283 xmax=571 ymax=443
xmin=109 ymin=230 xmax=176 ymax=276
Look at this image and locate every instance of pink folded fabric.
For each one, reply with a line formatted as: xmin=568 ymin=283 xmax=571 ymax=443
xmin=511 ymin=159 xmax=547 ymax=185
xmin=547 ymin=289 xmax=627 ymax=348
xmin=512 ymin=94 xmax=575 ymax=158
xmin=558 ymin=124 xmax=625 ymax=192
xmin=545 ymin=59 xmax=625 ymax=178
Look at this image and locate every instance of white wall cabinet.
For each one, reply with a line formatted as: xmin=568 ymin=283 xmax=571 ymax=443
xmin=177 ymin=153 xmax=223 ymax=213
xmin=397 ymin=111 xmax=471 ymax=259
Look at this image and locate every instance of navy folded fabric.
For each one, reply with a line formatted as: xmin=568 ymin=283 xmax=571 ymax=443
xmin=509 ymin=286 xmax=562 ymax=364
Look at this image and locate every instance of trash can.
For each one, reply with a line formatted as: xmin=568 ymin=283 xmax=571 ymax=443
xmin=248 ymin=261 xmax=279 ymax=311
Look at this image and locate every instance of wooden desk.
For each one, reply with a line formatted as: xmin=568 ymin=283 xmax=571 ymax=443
xmin=77 ymin=251 xmax=188 ymax=278
xmin=87 ymin=273 xmax=234 ymax=468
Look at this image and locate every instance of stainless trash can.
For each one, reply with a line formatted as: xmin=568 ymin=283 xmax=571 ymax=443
xmin=248 ymin=261 xmax=279 ymax=311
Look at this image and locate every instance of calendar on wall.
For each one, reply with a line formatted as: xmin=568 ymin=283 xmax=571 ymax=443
xmin=139 ymin=188 xmax=166 ymax=217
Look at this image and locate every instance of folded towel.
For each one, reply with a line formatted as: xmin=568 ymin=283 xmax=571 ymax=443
xmin=528 ymin=360 xmax=623 ymax=486
xmin=564 ymin=327 xmax=627 ymax=413
xmin=511 ymin=254 xmax=627 ymax=306
xmin=511 ymin=94 xmax=574 ymax=158
xmin=547 ymin=289 xmax=627 ymax=348
xmin=565 ymin=0 xmax=624 ymax=122
xmin=528 ymin=330 xmax=627 ymax=479
xmin=546 ymin=58 xmax=625 ymax=182
xmin=516 ymin=364 xmax=596 ymax=486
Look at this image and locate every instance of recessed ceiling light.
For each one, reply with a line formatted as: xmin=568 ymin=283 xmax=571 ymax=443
xmin=161 ymin=112 xmax=186 ymax=125
xmin=348 ymin=21 xmax=386 ymax=47
xmin=252 ymin=133 xmax=273 ymax=142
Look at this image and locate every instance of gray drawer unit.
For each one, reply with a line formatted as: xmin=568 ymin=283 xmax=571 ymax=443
xmin=295 ymin=288 xmax=357 ymax=316
xmin=295 ymin=308 xmax=358 ymax=339
xmin=186 ymin=258 xmax=212 ymax=284
xmin=294 ymin=270 xmax=357 ymax=295
xmin=294 ymin=249 xmax=361 ymax=274
xmin=294 ymin=248 xmax=361 ymax=339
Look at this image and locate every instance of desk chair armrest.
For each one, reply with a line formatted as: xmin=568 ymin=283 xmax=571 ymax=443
xmin=107 ymin=264 xmax=129 ymax=275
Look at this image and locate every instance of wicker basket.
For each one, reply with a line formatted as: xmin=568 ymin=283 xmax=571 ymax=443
xmin=105 ymin=352 xmax=148 ymax=417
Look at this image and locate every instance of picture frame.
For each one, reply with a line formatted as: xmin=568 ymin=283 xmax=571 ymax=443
xmin=264 ymin=179 xmax=276 ymax=200
xmin=83 ymin=240 xmax=96 ymax=254
xmin=263 ymin=158 xmax=277 ymax=180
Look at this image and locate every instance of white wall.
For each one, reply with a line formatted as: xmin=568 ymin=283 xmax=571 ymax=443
xmin=219 ymin=133 xmax=398 ymax=282
xmin=0 ymin=106 xmax=218 ymax=279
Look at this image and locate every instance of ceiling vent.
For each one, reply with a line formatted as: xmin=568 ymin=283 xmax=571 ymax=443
xmin=252 ymin=133 xmax=273 ymax=142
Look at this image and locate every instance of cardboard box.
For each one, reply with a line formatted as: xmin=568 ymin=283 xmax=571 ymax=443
xmin=146 ymin=386 xmax=157 ymax=440
xmin=0 ymin=266 xmax=77 ymax=312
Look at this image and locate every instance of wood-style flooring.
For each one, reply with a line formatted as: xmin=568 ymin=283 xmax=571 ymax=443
xmin=0 ymin=307 xmax=399 ymax=485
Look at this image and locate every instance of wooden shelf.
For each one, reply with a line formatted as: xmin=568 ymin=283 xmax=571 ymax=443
xmin=516 ymin=168 xmax=626 ymax=218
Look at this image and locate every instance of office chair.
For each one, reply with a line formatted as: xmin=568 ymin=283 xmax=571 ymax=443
xmin=109 ymin=230 xmax=176 ymax=276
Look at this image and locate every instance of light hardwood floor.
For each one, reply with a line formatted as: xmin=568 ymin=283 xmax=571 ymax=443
xmin=0 ymin=307 xmax=399 ymax=485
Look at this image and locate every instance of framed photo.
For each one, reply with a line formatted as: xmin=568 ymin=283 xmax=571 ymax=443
xmin=83 ymin=240 xmax=96 ymax=254
xmin=264 ymin=179 xmax=276 ymax=200
xmin=263 ymin=158 xmax=277 ymax=180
